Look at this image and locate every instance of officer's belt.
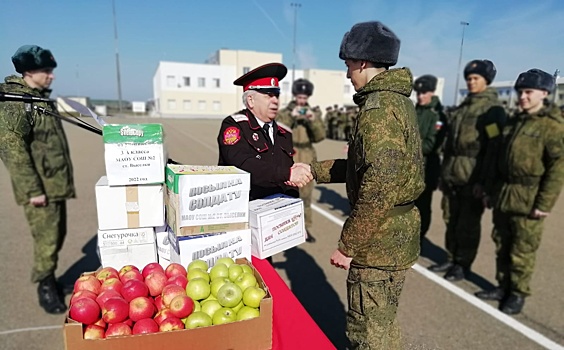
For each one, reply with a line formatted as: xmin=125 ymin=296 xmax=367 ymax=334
xmin=293 ymin=142 xmax=313 ymax=148
xmin=386 ymin=201 xmax=415 ymax=217
xmin=506 ymin=176 xmax=540 ymax=186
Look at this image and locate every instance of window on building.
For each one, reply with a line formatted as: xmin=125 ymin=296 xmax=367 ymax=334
xmin=559 ymin=93 xmax=564 ymax=101
xmin=183 ymin=100 xmax=192 ymax=110
xmin=243 ymin=67 xmax=250 ymax=74
xmin=213 ymin=78 xmax=220 ymax=88
xmin=198 ymin=77 xmax=205 ymax=87
xmin=213 ymin=101 xmax=221 ymax=111
xmin=198 ymin=100 xmax=206 ymax=110
xmin=167 ymin=99 xmax=176 ymax=110
xmin=344 ymin=85 xmax=350 ymax=94
xmin=282 ymin=82 xmax=290 ymax=92
xmin=183 ymin=77 xmax=190 ymax=86
xmin=166 ymin=76 xmax=175 ymax=87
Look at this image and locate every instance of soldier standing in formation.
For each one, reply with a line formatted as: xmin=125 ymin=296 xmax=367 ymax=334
xmin=0 ymin=45 xmax=75 ymax=314
xmin=429 ymin=60 xmax=506 ymax=281
xmin=305 ymin=21 xmax=424 ymax=349
xmin=413 ymin=75 xmax=447 ymax=243
xmin=476 ymin=69 xmax=564 ymax=315
xmin=276 ymin=78 xmax=325 ymax=242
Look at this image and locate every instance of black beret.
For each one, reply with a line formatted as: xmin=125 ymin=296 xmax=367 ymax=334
xmin=514 ymin=69 xmax=555 ymax=92
xmin=339 ymin=21 xmax=400 ymax=66
xmin=11 ymin=45 xmax=57 ymax=74
xmin=414 ymin=75 xmax=438 ymax=93
xmin=464 ymin=59 xmax=496 ymax=84
xmin=292 ymin=78 xmax=314 ymax=96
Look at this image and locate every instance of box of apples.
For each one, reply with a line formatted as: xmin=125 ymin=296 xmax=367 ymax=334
xmin=63 ymin=257 xmax=272 ymax=350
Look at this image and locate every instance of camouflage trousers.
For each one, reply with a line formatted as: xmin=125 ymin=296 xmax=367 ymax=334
xmin=415 ymin=185 xmax=434 ymax=238
xmin=299 ymin=180 xmax=314 ymax=232
xmin=492 ymin=210 xmax=544 ymax=296
xmin=346 ymin=266 xmax=407 ymax=350
xmin=23 ymin=200 xmax=67 ymax=283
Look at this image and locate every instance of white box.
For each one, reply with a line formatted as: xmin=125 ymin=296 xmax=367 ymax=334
xmin=169 ymin=227 xmax=252 ymax=268
xmin=103 ymin=124 xmax=165 ymax=186
xmin=97 ymin=227 xmax=157 ymax=269
xmin=165 ymin=165 xmax=250 ymax=231
xmin=95 ymin=176 xmax=165 ymax=230
xmin=156 ymin=225 xmax=170 ymax=262
xmin=249 ymin=194 xmax=306 ymax=259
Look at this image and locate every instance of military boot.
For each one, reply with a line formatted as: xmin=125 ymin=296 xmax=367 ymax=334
xmin=305 ymin=230 xmax=316 ymax=243
xmin=37 ymin=274 xmax=67 ymax=314
xmin=500 ymin=294 xmax=525 ymax=315
xmin=428 ymin=261 xmax=453 ymax=273
xmin=444 ymin=264 xmax=467 ymax=282
xmin=475 ymin=287 xmax=506 ymax=301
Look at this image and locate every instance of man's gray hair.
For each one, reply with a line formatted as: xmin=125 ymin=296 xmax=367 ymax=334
xmin=242 ymin=90 xmax=257 ymax=109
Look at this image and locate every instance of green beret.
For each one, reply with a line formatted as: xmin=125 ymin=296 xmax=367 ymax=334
xmin=11 ymin=45 xmax=57 ymax=74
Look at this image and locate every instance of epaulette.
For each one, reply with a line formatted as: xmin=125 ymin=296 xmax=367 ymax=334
xmin=230 ymin=114 xmax=249 ymax=123
xmin=277 ymin=122 xmax=292 ymax=133
xmin=365 ymin=92 xmax=380 ymax=111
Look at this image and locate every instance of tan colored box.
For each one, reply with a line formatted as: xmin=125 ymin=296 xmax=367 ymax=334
xmin=63 ymin=258 xmax=272 ymax=350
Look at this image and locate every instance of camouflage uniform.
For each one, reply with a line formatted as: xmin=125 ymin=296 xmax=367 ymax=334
xmin=489 ymin=103 xmax=564 ymax=296
xmin=311 ymin=68 xmax=424 ymax=349
xmin=441 ymin=87 xmax=505 ymax=269
xmin=277 ymin=101 xmax=325 ymax=233
xmin=0 ymin=75 xmax=75 ymax=283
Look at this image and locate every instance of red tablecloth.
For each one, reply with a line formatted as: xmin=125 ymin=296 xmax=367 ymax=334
xmin=252 ymin=257 xmax=336 ymax=350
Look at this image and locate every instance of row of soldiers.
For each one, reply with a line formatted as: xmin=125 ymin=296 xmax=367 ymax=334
xmin=324 ymin=105 xmax=359 ymax=141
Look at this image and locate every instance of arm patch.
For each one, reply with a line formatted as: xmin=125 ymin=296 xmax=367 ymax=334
xmin=223 ymin=126 xmax=241 ymax=145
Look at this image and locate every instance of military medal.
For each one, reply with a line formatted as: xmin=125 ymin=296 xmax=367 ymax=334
xmin=252 ymin=132 xmax=259 ymax=141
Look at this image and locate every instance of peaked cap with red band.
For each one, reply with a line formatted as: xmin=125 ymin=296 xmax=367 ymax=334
xmin=233 ymin=63 xmax=288 ymax=93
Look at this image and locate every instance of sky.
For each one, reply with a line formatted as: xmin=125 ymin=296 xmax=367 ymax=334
xmin=1 ymin=0 xmax=563 ymax=106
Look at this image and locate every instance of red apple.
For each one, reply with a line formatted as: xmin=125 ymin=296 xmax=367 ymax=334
xmin=161 ymin=284 xmax=186 ymax=307
xmin=123 ymin=318 xmax=133 ymax=327
xmin=100 ymin=277 xmax=124 ymax=295
xmin=142 ymin=262 xmax=165 ymax=279
xmin=159 ymin=317 xmax=184 ymax=332
xmin=154 ymin=295 xmax=165 ymax=311
xmin=169 ymin=295 xmax=194 ymax=319
xmin=83 ymin=324 xmax=105 ymax=339
xmin=118 ymin=264 xmax=139 ymax=277
xmin=96 ymin=267 xmax=119 ymax=283
xmin=129 ymin=296 xmax=156 ymax=322
xmin=70 ymin=290 xmax=98 ymax=305
xmin=102 ymin=297 xmax=129 ymax=323
xmin=69 ymin=298 xmax=100 ymax=325
xmin=105 ymin=323 xmax=131 ymax=337
xmin=96 ymin=290 xmax=122 ymax=308
xmin=132 ymin=318 xmax=159 ymax=334
xmin=93 ymin=318 xmax=106 ymax=329
xmin=165 ymin=263 xmax=187 ymax=279
xmin=120 ymin=269 xmax=144 ymax=283
xmin=145 ymin=271 xmax=168 ymax=297
xmin=73 ymin=275 xmax=101 ymax=295
xmin=166 ymin=275 xmax=188 ymax=289
xmin=121 ymin=279 xmax=149 ymax=302
xmin=153 ymin=308 xmax=174 ymax=325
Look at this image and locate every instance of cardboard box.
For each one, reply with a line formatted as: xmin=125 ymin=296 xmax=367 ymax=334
xmin=155 ymin=225 xmax=170 ymax=268
xmin=169 ymin=227 xmax=252 ymax=268
xmin=249 ymin=194 xmax=306 ymax=259
xmin=95 ymin=176 xmax=165 ymax=230
xmin=97 ymin=228 xmax=157 ymax=269
xmin=104 ymin=124 xmax=165 ymax=186
xmin=165 ymin=165 xmax=250 ymax=233
xmin=63 ymin=258 xmax=272 ymax=350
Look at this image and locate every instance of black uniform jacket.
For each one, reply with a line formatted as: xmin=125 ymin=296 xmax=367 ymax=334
xmin=217 ymin=109 xmax=299 ymax=200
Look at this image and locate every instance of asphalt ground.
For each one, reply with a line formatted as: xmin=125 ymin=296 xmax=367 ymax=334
xmin=0 ymin=117 xmax=563 ymax=350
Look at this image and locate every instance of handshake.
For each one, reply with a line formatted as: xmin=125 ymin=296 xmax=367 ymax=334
xmin=285 ymin=163 xmax=314 ymax=188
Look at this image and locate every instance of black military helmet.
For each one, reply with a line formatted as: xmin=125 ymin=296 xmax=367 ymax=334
xmin=414 ymin=75 xmax=438 ymax=93
xmin=339 ymin=21 xmax=400 ymax=66
xmin=292 ymin=78 xmax=314 ymax=96
xmin=11 ymin=45 xmax=57 ymax=74
xmin=464 ymin=59 xmax=497 ymax=84
xmin=514 ymin=69 xmax=555 ymax=92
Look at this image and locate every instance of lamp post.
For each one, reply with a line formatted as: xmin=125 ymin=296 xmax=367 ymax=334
xmin=291 ymin=3 xmax=301 ymax=85
xmin=112 ymin=0 xmax=123 ymax=114
xmin=453 ymin=21 xmax=469 ymax=106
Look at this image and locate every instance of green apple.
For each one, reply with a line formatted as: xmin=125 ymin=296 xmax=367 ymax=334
xmin=201 ymin=300 xmax=222 ymax=318
xmin=210 ymin=278 xmax=230 ymax=298
xmin=243 ymin=286 xmax=266 ymax=308
xmin=232 ymin=300 xmax=244 ymax=313
xmin=187 ymin=260 xmax=209 ymax=272
xmin=216 ymin=282 xmax=243 ymax=308
xmin=185 ymin=277 xmax=211 ymax=301
xmin=215 ymin=257 xmax=235 ymax=268
xmin=212 ymin=307 xmax=237 ymax=325
xmin=237 ymin=306 xmax=260 ymax=321
xmin=193 ymin=300 xmax=201 ymax=312
xmin=235 ymin=272 xmax=257 ymax=292
xmin=200 ymin=293 xmax=217 ymax=304
xmin=209 ymin=264 xmax=229 ymax=280
xmin=183 ymin=311 xmax=212 ymax=329
xmin=240 ymin=264 xmax=253 ymax=275
xmin=187 ymin=268 xmax=210 ymax=283
xmin=228 ymin=264 xmax=243 ymax=282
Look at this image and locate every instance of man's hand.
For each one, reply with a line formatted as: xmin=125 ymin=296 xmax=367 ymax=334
xmin=30 ymin=194 xmax=47 ymax=207
xmin=285 ymin=163 xmax=313 ymax=188
xmin=330 ymin=249 xmax=353 ymax=270
xmin=529 ymin=208 xmax=549 ymax=219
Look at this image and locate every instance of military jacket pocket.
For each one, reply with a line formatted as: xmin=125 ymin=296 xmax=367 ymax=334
xmin=450 ymin=156 xmax=476 ymax=185
xmin=280 ymin=146 xmax=295 ymax=157
xmin=498 ymin=184 xmax=537 ymax=215
xmin=41 ymin=153 xmax=67 ymax=178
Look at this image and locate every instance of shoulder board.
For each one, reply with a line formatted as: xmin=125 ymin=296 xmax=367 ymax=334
xmin=365 ymin=92 xmax=380 ymax=110
xmin=230 ymin=114 xmax=249 ymax=123
xmin=277 ymin=122 xmax=292 ymax=133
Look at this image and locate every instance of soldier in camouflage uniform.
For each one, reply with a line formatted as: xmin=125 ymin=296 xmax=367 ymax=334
xmin=276 ymin=79 xmax=326 ymax=242
xmin=307 ymin=22 xmax=424 ymax=349
xmin=475 ymin=69 xmax=564 ymax=315
xmin=413 ymin=75 xmax=447 ymax=242
xmin=429 ymin=60 xmax=506 ymax=281
xmin=0 ymin=45 xmax=75 ymax=314
xmin=331 ymin=104 xmax=340 ymax=139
